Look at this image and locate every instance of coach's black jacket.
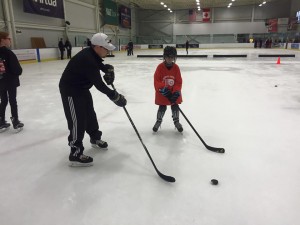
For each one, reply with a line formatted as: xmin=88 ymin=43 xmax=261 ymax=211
xmin=0 ymin=46 xmax=23 ymax=91
xmin=59 ymin=47 xmax=115 ymax=98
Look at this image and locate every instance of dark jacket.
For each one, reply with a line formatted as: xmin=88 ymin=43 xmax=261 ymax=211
xmin=65 ymin=40 xmax=72 ymax=51
xmin=59 ymin=47 xmax=115 ymax=97
xmin=58 ymin=40 xmax=65 ymax=51
xmin=128 ymin=41 xmax=133 ymax=49
xmin=0 ymin=46 xmax=23 ymax=91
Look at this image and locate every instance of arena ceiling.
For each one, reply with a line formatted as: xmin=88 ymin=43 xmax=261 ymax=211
xmin=114 ymin=0 xmax=284 ymax=10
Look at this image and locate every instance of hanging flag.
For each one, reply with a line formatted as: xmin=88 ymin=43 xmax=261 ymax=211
xmin=288 ymin=17 xmax=297 ymax=31
xmin=267 ymin=18 xmax=278 ymax=32
xmin=188 ymin=9 xmax=196 ymax=22
xmin=202 ymin=8 xmax=210 ymax=22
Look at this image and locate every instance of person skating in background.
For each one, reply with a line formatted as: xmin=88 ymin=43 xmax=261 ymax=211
xmin=127 ymin=40 xmax=133 ymax=56
xmin=86 ymin=38 xmax=91 ymax=47
xmin=185 ymin=39 xmax=189 ymax=55
xmin=64 ymin=39 xmax=72 ymax=59
xmin=108 ymin=39 xmax=113 ymax=55
xmin=0 ymin=31 xmax=24 ymax=132
xmin=58 ymin=38 xmax=65 ymax=60
xmin=153 ymin=46 xmax=183 ymax=133
xmin=59 ymin=32 xmax=127 ymax=167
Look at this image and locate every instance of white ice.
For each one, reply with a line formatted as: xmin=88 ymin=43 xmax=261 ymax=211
xmin=1 ymin=48 xmax=300 ymax=225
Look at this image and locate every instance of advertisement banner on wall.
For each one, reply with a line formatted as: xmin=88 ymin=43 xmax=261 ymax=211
xmin=103 ymin=0 xmax=118 ymax=26
xmin=267 ymin=18 xmax=278 ymax=32
xmin=148 ymin=45 xmax=163 ymax=49
xmin=23 ymin=0 xmax=64 ymax=19
xmin=291 ymin=43 xmax=299 ymax=49
xmin=176 ymin=44 xmax=199 ymax=48
xmin=119 ymin=5 xmax=131 ymax=28
xmin=12 ymin=49 xmax=37 ymax=61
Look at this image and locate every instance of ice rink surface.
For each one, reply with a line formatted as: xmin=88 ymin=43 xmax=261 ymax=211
xmin=1 ymin=48 xmax=300 ymax=225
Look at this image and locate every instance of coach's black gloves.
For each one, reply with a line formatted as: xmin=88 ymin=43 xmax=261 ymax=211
xmin=110 ymin=91 xmax=127 ymax=107
xmin=103 ymin=64 xmax=115 ymax=85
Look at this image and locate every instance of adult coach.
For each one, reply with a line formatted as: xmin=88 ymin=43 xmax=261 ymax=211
xmin=59 ymin=33 xmax=127 ymax=166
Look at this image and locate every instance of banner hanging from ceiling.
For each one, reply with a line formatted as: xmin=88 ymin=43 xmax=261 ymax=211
xmin=23 ymin=0 xmax=64 ymax=19
xmin=267 ymin=18 xmax=278 ymax=32
xmin=103 ymin=0 xmax=118 ymax=26
xmin=288 ymin=17 xmax=298 ymax=30
xmin=188 ymin=9 xmax=196 ymax=22
xmin=119 ymin=5 xmax=131 ymax=28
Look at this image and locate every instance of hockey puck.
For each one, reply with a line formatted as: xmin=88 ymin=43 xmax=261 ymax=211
xmin=211 ymin=179 xmax=218 ymax=185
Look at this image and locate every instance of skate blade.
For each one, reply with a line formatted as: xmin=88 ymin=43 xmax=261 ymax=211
xmin=174 ymin=127 xmax=183 ymax=133
xmin=91 ymin=144 xmax=108 ymax=150
xmin=14 ymin=127 xmax=23 ymax=133
xmin=69 ymin=161 xmax=93 ymax=167
xmin=152 ymin=124 xmax=161 ymax=132
xmin=152 ymin=128 xmax=158 ymax=132
xmin=0 ymin=127 xmax=10 ymax=133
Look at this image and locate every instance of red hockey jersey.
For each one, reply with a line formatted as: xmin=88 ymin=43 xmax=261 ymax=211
xmin=154 ymin=62 xmax=183 ymax=105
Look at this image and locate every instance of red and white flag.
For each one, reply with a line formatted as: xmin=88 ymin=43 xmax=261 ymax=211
xmin=188 ymin=9 xmax=196 ymax=22
xmin=202 ymin=8 xmax=210 ymax=22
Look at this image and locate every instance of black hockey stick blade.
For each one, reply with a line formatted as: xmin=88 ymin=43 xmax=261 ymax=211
xmin=157 ymin=170 xmax=176 ymax=182
xmin=111 ymin=84 xmax=176 ymax=183
xmin=179 ymin=107 xmax=225 ymax=153
xmin=205 ymin=145 xmax=225 ymax=153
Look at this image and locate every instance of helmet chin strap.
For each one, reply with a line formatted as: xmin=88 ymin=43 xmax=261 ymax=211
xmin=165 ymin=61 xmax=174 ymax=68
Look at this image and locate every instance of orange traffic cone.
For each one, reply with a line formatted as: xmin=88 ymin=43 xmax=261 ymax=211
xmin=276 ymin=57 xmax=281 ymax=64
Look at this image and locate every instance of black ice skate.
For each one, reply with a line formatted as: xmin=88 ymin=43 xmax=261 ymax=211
xmin=0 ymin=118 xmax=10 ymax=133
xmin=90 ymin=139 xmax=108 ymax=149
xmin=174 ymin=121 xmax=183 ymax=133
xmin=10 ymin=117 xmax=24 ymax=132
xmin=152 ymin=120 xmax=162 ymax=132
xmin=69 ymin=153 xmax=93 ymax=167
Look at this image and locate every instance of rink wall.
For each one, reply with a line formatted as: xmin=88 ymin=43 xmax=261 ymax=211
xmin=120 ymin=43 xmax=300 ymax=50
xmin=12 ymin=47 xmax=83 ymax=63
xmin=12 ymin=43 xmax=300 ymax=63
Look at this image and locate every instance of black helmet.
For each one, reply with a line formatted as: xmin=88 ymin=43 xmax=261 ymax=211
xmin=163 ymin=46 xmax=177 ymax=68
xmin=163 ymin=46 xmax=177 ymax=58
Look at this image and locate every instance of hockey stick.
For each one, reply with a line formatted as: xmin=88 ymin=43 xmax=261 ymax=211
xmin=111 ymin=84 xmax=175 ymax=183
xmin=178 ymin=107 xmax=225 ymax=153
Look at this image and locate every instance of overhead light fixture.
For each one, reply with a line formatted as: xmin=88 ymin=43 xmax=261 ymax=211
xmin=228 ymin=5 xmax=231 ymax=8
xmin=259 ymin=4 xmax=262 ymax=6
xmin=161 ymin=2 xmax=172 ymax=13
xmin=263 ymin=1 xmax=266 ymax=4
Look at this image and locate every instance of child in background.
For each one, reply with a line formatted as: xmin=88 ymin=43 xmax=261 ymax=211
xmin=0 ymin=31 xmax=24 ymax=132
